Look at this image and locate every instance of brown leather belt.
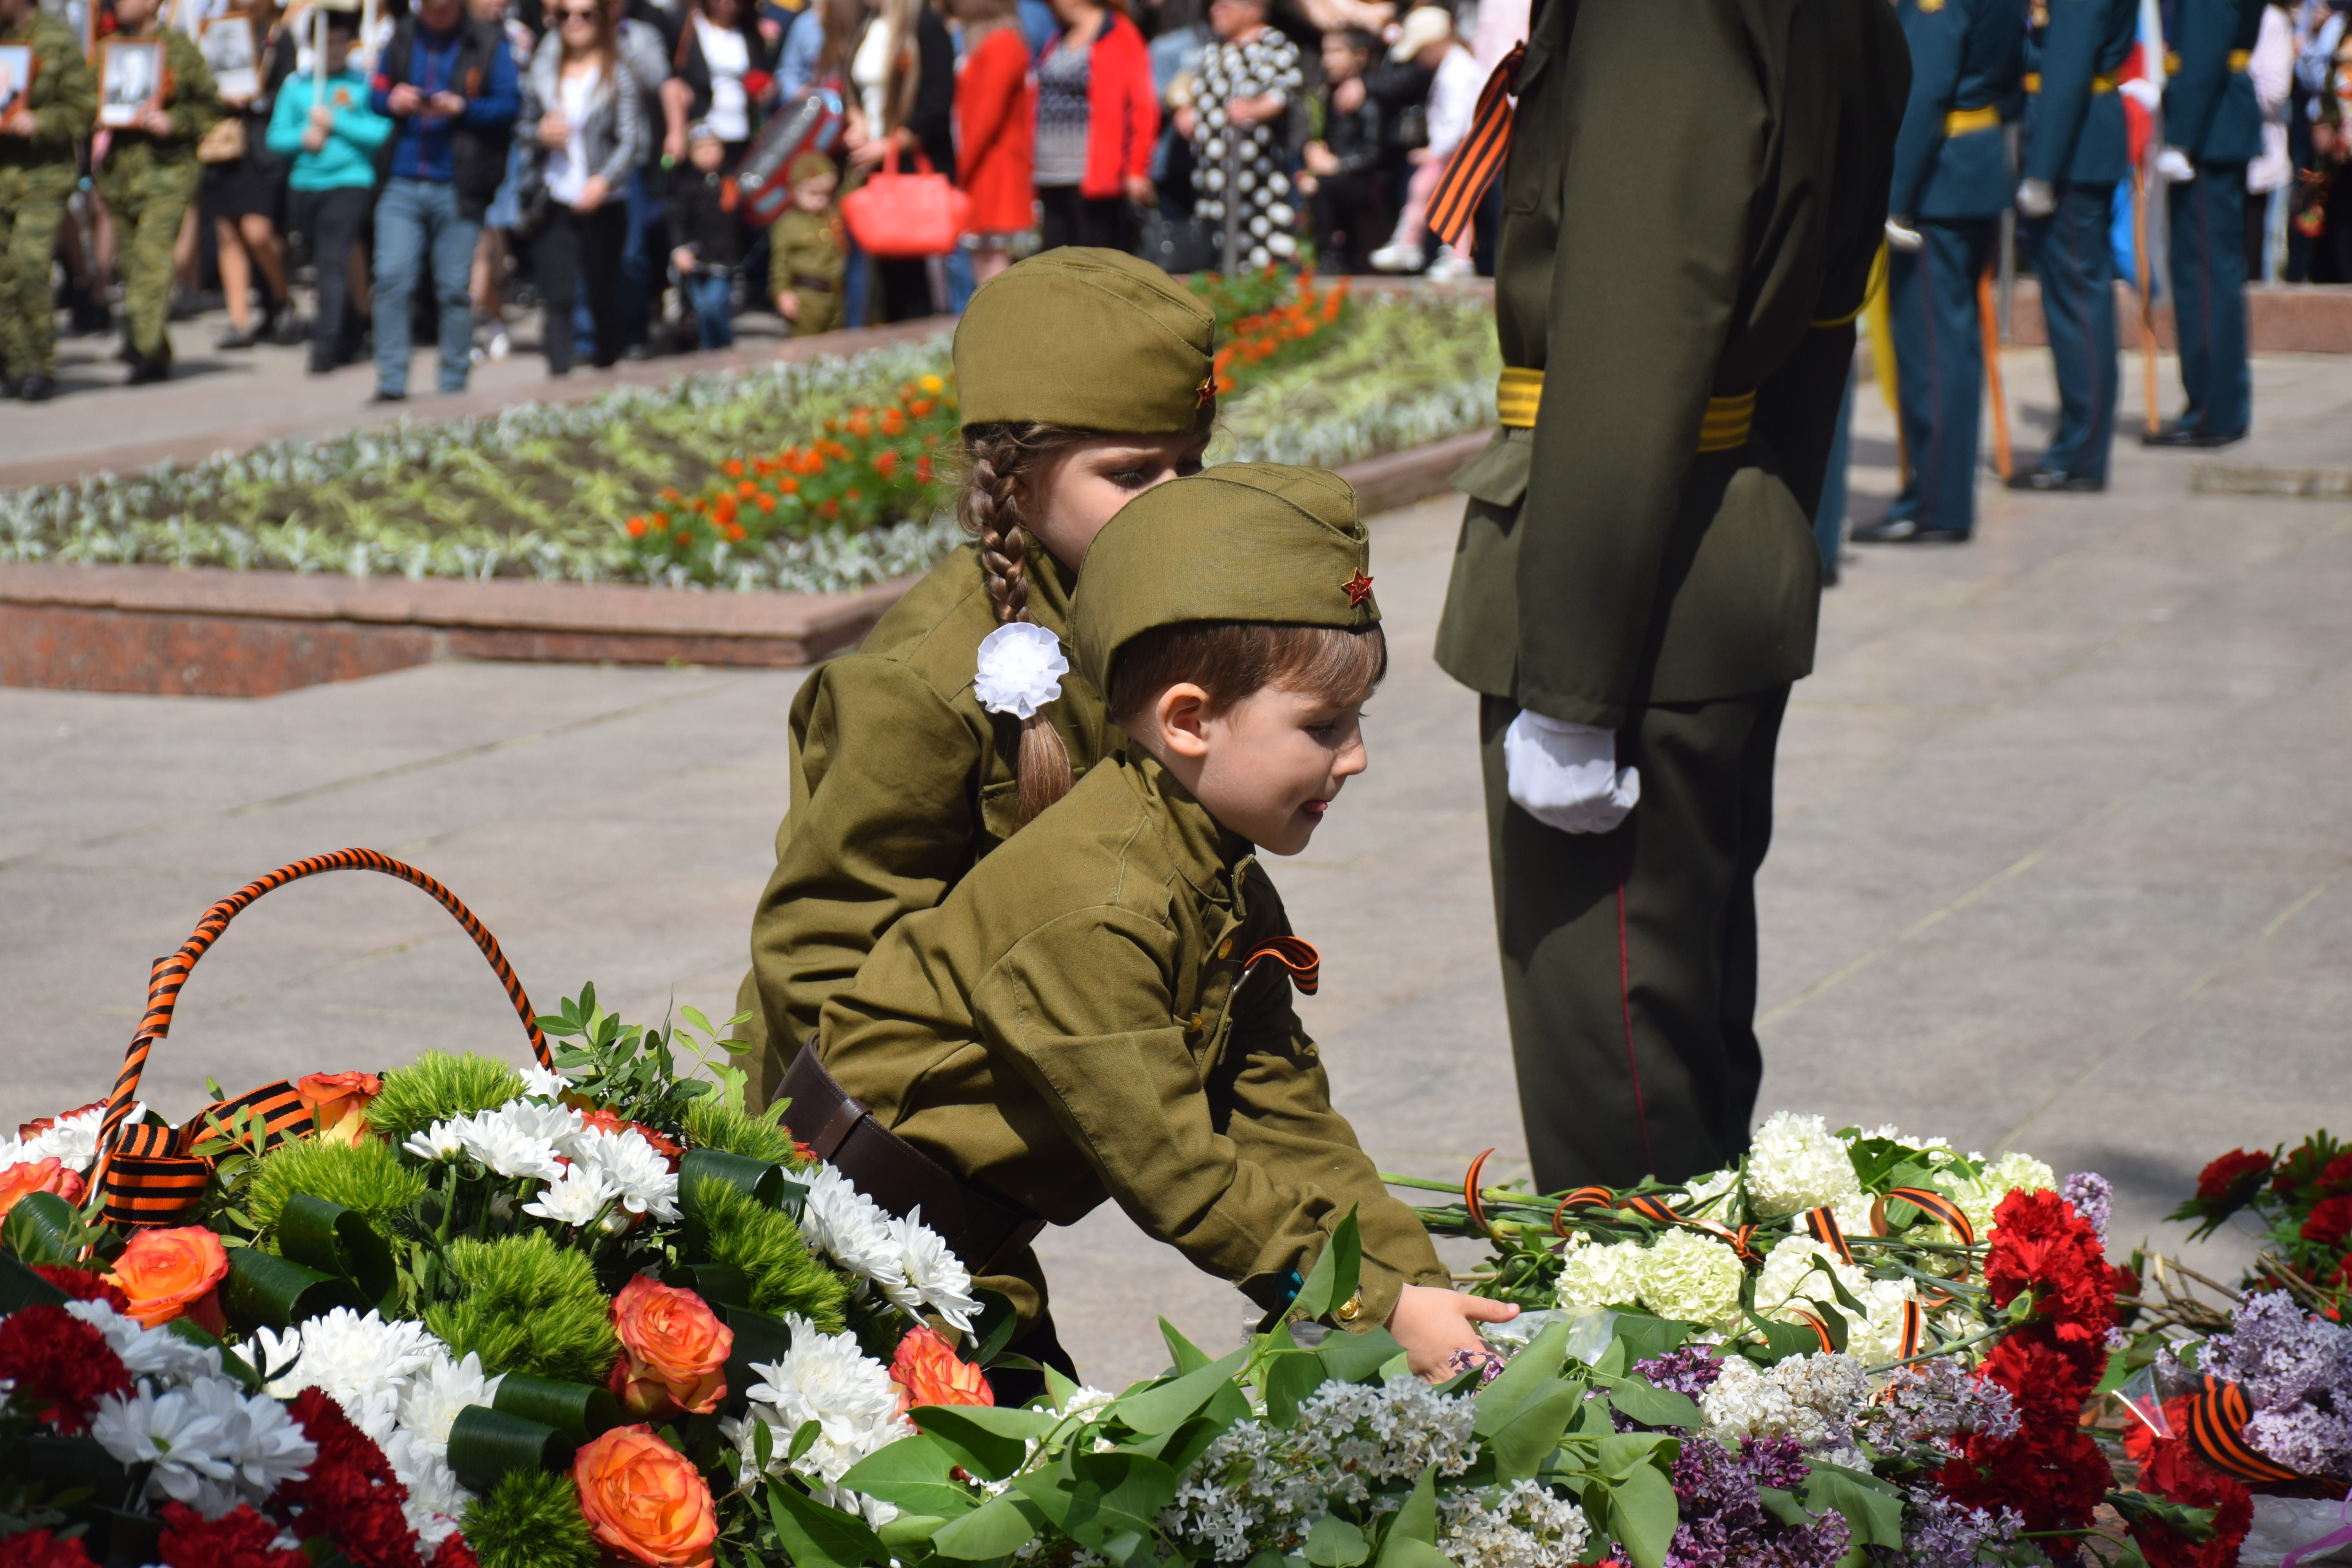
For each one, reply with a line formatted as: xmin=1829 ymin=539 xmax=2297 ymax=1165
xmin=790 ymin=272 xmax=837 ymax=292
xmin=780 ymin=1045 xmax=1043 ymax=1275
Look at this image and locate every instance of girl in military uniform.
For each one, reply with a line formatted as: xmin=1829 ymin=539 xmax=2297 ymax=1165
xmin=739 ymin=247 xmax=1218 ymax=1107
xmin=790 ymin=464 xmax=1516 ymax=1392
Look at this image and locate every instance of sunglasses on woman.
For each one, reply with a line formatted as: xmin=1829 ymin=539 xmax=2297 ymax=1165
xmin=557 ymin=6 xmax=598 ymax=19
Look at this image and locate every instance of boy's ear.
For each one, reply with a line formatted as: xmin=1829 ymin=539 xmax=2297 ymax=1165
xmin=1153 ymin=682 xmax=1213 ymax=760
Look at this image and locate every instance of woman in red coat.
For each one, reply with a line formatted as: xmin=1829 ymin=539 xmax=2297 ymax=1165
xmin=951 ymin=0 xmax=1034 ymax=284
xmin=1033 ymin=0 xmax=1156 ymax=252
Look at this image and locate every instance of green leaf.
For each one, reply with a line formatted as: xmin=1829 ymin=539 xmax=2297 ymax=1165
xmin=680 ymin=1148 xmax=787 ymax=1213
xmin=1290 ymin=1208 xmax=1362 ymax=1323
xmin=1160 ymin=1316 xmax=1212 ymax=1375
xmin=1474 ymin=1318 xmax=1571 ymax=1436
xmin=790 ymin=1419 xmax=822 ymax=1463
xmin=1304 ymin=1515 xmax=1368 ymax=1567
xmin=967 ymin=1287 xmax=1022 ymax=1367
xmin=1606 ymin=1313 xmax=1690 ymax=1367
xmin=875 ymin=1514 xmax=954 ymax=1547
xmin=909 ymin=1404 xmax=1056 ymax=1481
xmin=2 ymin=1192 xmax=84 ymax=1266
xmin=1600 ymin=1375 xmax=1704 ymax=1432
xmin=839 ymin=1434 xmax=980 ymax=1518
xmin=0 ymin=1250 xmax=73 ymax=1312
xmin=1491 ymin=1382 xmax=1582 ymax=1481
xmin=1373 ymin=1464 xmax=1452 ymax=1568
xmin=1114 ymin=1344 xmax=1250 ymax=1436
xmin=719 ymin=1305 xmax=796 ymax=1417
xmin=218 ymin=1245 xmax=364 ymax=1333
xmin=1757 ymin=1488 xmax=1813 ymax=1528
xmin=927 ymin=1493 xmax=1041 ymax=1561
xmin=1316 ymin=1327 xmax=1404 ymax=1385
xmin=1601 ymin=1462 xmax=1681 ymax=1568
xmin=1125 ymin=1381 xmax=1253 ymax=1469
xmin=491 ymin=1373 xmax=624 ymax=1441
xmin=276 ymin=1194 xmax=396 ymax=1308
xmin=446 ymin=1405 xmax=562 ymax=1494
xmin=752 ymin=1414 xmax=776 ymax=1472
xmin=1044 ymin=1361 xmax=1083 ymax=1412
xmin=1800 ymin=1464 xmax=1906 ymax=1552
xmin=1262 ymin=1349 xmax=1328 ymax=1427
xmin=2094 ymin=1344 xmax=2134 ymax=1398
xmin=766 ymin=1477 xmax=889 ymax=1568
xmin=1061 ymin=1450 xmax=1182 ymax=1548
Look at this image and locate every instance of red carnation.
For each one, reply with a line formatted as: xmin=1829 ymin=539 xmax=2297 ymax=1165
xmin=2121 ymin=1400 xmax=2254 ymax=1568
xmin=1983 ymin=1188 xmax=2120 ymax=1351
xmin=0 ymin=1303 xmax=131 ymax=1434
xmin=281 ymin=1389 xmax=423 ymax=1568
xmin=2199 ymin=1149 xmax=2274 ymax=1201
xmin=2321 ymin=1153 xmax=2352 ymax=1197
xmin=156 ymin=1503 xmax=311 ymax=1568
xmin=33 ymin=1265 xmax=132 ymax=1312
xmin=1938 ymin=1422 xmax=2114 ymax=1548
xmin=428 ymin=1536 xmax=479 ymax=1568
xmin=2303 ymin=1194 xmax=2352 ymax=1246
xmin=0 ymin=1530 xmax=99 ymax=1568
xmin=1974 ymin=1332 xmax=2100 ymax=1426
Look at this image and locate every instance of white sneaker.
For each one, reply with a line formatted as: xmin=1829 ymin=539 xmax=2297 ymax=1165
xmin=486 ymin=328 xmax=511 ymax=361
xmin=1426 ymin=252 xmax=1477 ymax=283
xmin=1369 ymin=241 xmax=1424 ymax=274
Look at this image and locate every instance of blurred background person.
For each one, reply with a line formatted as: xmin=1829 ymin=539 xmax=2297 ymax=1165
xmin=950 ymin=0 xmax=1030 ymax=281
xmin=842 ymin=0 xmax=951 ymax=319
xmin=668 ymin=120 xmax=742 ymax=346
xmin=520 ymin=0 xmax=645 ymax=373
xmin=1032 ymin=0 xmax=1154 ymax=251
xmin=769 ymin=146 xmax=844 ymax=331
xmin=1367 ymin=3 xmax=1475 ymax=280
xmin=203 ymin=0 xmax=301 ymax=349
xmin=1300 ymin=24 xmax=1380 ymax=271
xmin=660 ymin=0 xmax=776 ymax=165
xmin=1180 ymin=0 xmax=1300 ymax=268
xmin=267 ymin=3 xmax=390 ymax=372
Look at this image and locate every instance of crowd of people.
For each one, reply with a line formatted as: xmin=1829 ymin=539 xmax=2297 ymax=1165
xmin=0 ymin=0 xmax=1520 ymax=403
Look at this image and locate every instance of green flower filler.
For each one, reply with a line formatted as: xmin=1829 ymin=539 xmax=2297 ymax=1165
xmin=462 ymin=1470 xmax=600 ymax=1568
xmin=245 ymin=1136 xmax=426 ymax=1240
xmin=367 ymin=1052 xmax=526 ymax=1147
xmin=680 ymin=1095 xmax=801 ymax=1169
xmin=424 ymin=1232 xmax=618 ymax=1384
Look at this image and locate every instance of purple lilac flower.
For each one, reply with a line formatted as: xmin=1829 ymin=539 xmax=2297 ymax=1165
xmin=1444 ymin=1346 xmax=1506 ymax=1385
xmin=2060 ymin=1171 xmax=2112 ymax=1241
xmin=2243 ymin=1403 xmax=2352 ymax=1477
xmin=2208 ymin=1291 xmax=2352 ymax=1412
xmin=1665 ymin=1436 xmax=1851 ymax=1568
xmin=1635 ymin=1346 xmax=1726 ymax=1399
xmin=1853 ymin=1358 xmax=2020 ymax=1455
xmin=1871 ymin=1485 xmax=2023 ymax=1568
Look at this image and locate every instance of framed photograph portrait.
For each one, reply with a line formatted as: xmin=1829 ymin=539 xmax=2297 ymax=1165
xmin=200 ymin=13 xmax=258 ymax=100
xmin=98 ymin=37 xmax=165 ymax=127
xmin=0 ymin=44 xmax=32 ymax=120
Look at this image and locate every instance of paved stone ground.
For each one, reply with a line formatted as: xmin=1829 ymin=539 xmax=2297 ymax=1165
xmin=5 ymin=346 xmax=2350 ymax=1388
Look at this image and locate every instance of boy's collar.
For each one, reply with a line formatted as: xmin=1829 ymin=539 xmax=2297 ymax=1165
xmin=1119 ymin=745 xmax=1252 ymax=899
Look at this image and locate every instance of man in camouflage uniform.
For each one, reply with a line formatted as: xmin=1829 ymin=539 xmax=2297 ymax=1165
xmin=96 ymin=0 xmax=218 ymax=384
xmin=0 ymin=0 xmax=95 ymax=401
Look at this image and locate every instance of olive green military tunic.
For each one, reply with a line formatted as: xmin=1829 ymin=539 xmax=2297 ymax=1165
xmin=1433 ymin=0 xmax=1907 ymax=1190
xmin=769 ymin=206 xmax=845 ymax=337
xmin=0 ymin=9 xmax=95 ymax=384
xmin=98 ymin=27 xmax=219 ymax=367
xmin=815 ymin=746 xmax=1451 ymax=1331
xmin=737 ymin=545 xmax=1111 ymax=1103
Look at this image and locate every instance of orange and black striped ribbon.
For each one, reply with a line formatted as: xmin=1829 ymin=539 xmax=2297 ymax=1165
xmin=1241 ymin=936 xmax=1321 ymax=996
xmin=2186 ymin=1376 xmax=2304 ymax=1485
xmin=1897 ymin=1299 xmax=1927 ymax=1359
xmin=1792 ymin=1310 xmax=1837 ymax=1354
xmin=1872 ymin=1186 xmax=1977 ymax=1247
xmin=1801 ymin=1206 xmax=1855 ymax=1265
xmin=93 ymin=849 xmax=549 ymax=1204
xmin=1427 ymin=44 xmax=1524 ymax=247
xmin=100 ymin=1079 xmax=320 ymax=1228
xmin=1551 ymin=1187 xmax=1761 ymax=1264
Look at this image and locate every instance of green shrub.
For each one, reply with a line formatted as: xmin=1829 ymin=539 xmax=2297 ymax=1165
xmin=367 ymin=1052 xmax=525 ymax=1145
xmin=692 ymin=1176 xmax=847 ymax=1333
xmin=463 ymin=1470 xmax=600 ymax=1568
xmin=424 ymin=1232 xmax=618 ymax=1383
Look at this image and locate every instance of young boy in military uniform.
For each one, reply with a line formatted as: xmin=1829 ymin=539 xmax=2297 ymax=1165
xmin=787 ymin=463 xmax=1517 ymax=1394
xmin=0 ymin=0 xmax=96 ymax=402
xmin=97 ymin=0 xmax=220 ymax=384
xmin=769 ymin=150 xmax=844 ymax=338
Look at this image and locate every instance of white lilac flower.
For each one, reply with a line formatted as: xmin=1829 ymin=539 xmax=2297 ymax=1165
xmin=1553 ymin=1234 xmax=1646 ymax=1317
xmin=740 ymin=1315 xmax=915 ymax=1524
xmin=1745 ymin=1111 xmax=1866 ymax=1220
xmin=397 ymin=1348 xmax=504 ymax=1447
xmin=1438 ymin=1480 xmax=1592 ymax=1568
xmin=245 ymin=1308 xmax=438 ymax=1445
xmin=802 ymin=1166 xmax=913 ymax=1299
xmin=572 ymin=1126 xmax=679 ymax=1222
xmin=92 ymin=1375 xmax=315 ymax=1518
xmin=1700 ymin=1352 xmax=1871 ymax=1466
xmin=523 ymin=1163 xmax=620 ymax=1227
xmin=893 ymin=1208 xmax=982 ymax=1333
xmin=972 ymin=621 xmax=1068 ymax=719
xmin=65 ymin=1299 xmax=224 ymax=1388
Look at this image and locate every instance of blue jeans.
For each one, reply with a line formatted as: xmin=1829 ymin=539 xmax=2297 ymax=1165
xmin=573 ymin=171 xmax=663 ymax=358
xmin=374 ymin=177 xmax=480 ymax=396
xmin=683 ymin=272 xmax=734 ymax=350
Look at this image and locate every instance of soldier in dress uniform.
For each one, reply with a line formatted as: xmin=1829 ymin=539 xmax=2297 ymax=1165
xmin=2009 ymin=0 xmax=2140 ymax=492
xmin=96 ymin=0 xmax=221 ymax=385
xmin=1426 ymin=0 xmax=1907 ymax=1189
xmin=2144 ymin=0 xmax=2265 ymax=447
xmin=0 ymin=0 xmax=95 ymax=402
xmin=1851 ymin=0 xmax=2025 ymax=543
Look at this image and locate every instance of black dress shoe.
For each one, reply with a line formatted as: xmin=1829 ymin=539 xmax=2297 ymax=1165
xmin=2143 ymin=424 xmax=2246 ymax=449
xmin=367 ymin=388 xmax=407 ymax=405
xmin=125 ymin=354 xmax=171 ymax=386
xmin=216 ymin=326 xmax=260 ymax=350
xmin=2007 ymin=465 xmax=2105 ymax=493
xmin=18 ymin=374 xmax=54 ymax=402
xmin=1849 ymin=516 xmax=1971 ymax=544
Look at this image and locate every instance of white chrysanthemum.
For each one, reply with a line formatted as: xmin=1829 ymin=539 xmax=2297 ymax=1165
xmin=66 ymin=1298 xmax=224 ymax=1388
xmin=483 ymin=1097 xmax=588 ymax=1154
xmin=741 ymin=1315 xmax=914 ymax=1525
xmin=0 ymin=1103 xmax=125 ymax=1176
xmin=397 ymin=1348 xmax=504 ymax=1447
xmin=573 ymin=1126 xmax=679 ymax=1222
xmin=515 ymin=1063 xmax=570 ymax=1100
xmin=402 ymin=1119 xmax=466 ymax=1162
xmin=1631 ymin=1229 xmax=1746 ymax=1332
xmin=246 ymin=1308 xmax=438 ymax=1445
xmin=93 ymin=1375 xmax=315 ymax=1518
xmin=1702 ymin=1352 xmax=1869 ymax=1463
xmin=524 ymin=1162 xmax=619 ymax=1227
xmin=1553 ymin=1235 xmax=1647 ymax=1316
xmin=893 ymin=1209 xmax=982 ymax=1333
xmin=802 ymin=1166 xmax=913 ymax=1298
xmin=972 ymin=621 xmax=1068 ymax=720
xmin=1745 ymin=1111 xmax=1865 ymax=1220
xmin=383 ymin=1426 xmax=470 ymax=1546
xmin=450 ymin=1110 xmax=566 ymax=1182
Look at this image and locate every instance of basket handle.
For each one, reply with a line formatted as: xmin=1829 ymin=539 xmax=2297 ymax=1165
xmin=96 ymin=849 xmax=551 ymax=1174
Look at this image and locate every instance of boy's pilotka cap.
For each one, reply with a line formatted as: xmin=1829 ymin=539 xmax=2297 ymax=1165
xmin=954 ymin=249 xmax=1217 ymax=434
xmin=1071 ymin=463 xmax=1379 ymax=692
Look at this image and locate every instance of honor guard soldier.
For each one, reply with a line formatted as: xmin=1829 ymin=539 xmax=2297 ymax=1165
xmin=2009 ymin=0 xmax=2140 ymax=492
xmin=2145 ymin=0 xmax=2265 ymax=447
xmin=0 ymin=0 xmax=95 ymax=402
xmin=1853 ymin=0 xmax=2025 ymax=543
xmin=98 ymin=0 xmax=221 ymax=385
xmin=1421 ymin=0 xmax=1907 ymax=1189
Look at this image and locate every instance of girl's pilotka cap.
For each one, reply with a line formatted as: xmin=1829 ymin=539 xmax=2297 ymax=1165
xmin=953 ymin=249 xmax=1218 ymax=434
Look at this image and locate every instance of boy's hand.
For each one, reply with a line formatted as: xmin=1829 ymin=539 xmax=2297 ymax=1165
xmin=777 ymin=289 xmax=800 ymax=321
xmin=1388 ymin=1284 xmax=1518 ymax=1382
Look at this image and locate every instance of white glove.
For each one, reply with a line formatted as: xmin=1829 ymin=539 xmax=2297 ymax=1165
xmin=2015 ymin=177 xmax=2056 ymax=219
xmin=1884 ymin=216 xmax=1924 ymax=252
xmin=2156 ymin=146 xmax=2196 ymax=183
xmin=1504 ymin=711 xmax=1640 ymax=835
xmin=2118 ymin=77 xmax=2161 ymax=113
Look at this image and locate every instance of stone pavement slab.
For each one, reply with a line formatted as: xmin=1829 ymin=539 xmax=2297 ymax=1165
xmin=5 ymin=347 xmax=2351 ymax=1386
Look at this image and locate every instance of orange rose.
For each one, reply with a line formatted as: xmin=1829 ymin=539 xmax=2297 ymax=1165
xmin=607 ymin=1275 xmax=730 ymax=1417
xmin=294 ymin=1071 xmax=382 ymax=1144
xmin=0 ymin=1158 xmax=86 ymax=1218
xmin=890 ymin=1325 xmax=993 ymax=1417
xmin=572 ymin=1425 xmax=718 ymax=1568
xmin=105 ymin=1226 xmax=229 ymax=1333
xmin=19 ymin=1102 xmax=103 ymax=1142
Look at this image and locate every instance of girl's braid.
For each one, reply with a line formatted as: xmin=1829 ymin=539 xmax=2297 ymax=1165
xmin=958 ymin=424 xmax=1076 ymax=824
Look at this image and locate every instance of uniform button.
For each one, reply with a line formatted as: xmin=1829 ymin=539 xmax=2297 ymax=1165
xmin=1187 ymin=1013 xmax=1205 ymax=1033
xmin=1217 ymin=937 xmax=1233 ymax=959
xmin=1333 ymin=1291 xmax=1364 ymax=1323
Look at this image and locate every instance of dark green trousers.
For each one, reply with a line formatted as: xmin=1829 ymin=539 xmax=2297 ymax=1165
xmin=1479 ymin=686 xmax=1788 ymax=1191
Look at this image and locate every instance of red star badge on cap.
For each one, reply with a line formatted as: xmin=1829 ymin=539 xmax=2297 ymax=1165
xmin=1196 ymin=376 xmax=1216 ymax=408
xmin=1342 ymin=572 xmax=1375 ymax=607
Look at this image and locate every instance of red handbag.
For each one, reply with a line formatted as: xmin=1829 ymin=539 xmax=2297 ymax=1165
xmin=840 ymin=145 xmax=971 ymax=259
